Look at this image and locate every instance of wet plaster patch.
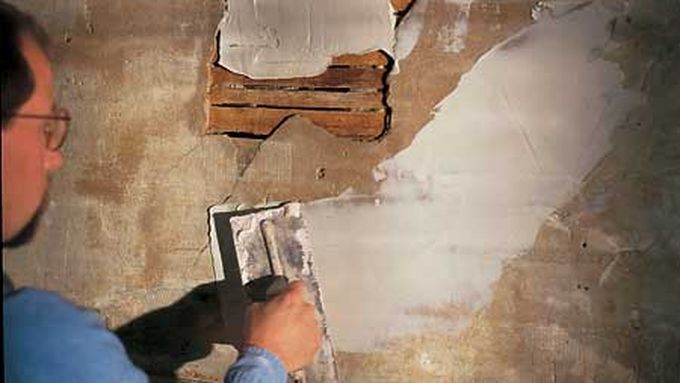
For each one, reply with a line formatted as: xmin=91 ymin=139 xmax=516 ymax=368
xmin=303 ymin=1 xmax=641 ymax=353
xmin=216 ymin=0 xmax=396 ymax=79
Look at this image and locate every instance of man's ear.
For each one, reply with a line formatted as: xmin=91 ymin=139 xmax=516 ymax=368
xmin=44 ymin=149 xmax=64 ymax=172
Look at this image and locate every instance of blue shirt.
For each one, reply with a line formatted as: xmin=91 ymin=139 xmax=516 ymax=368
xmin=3 ymin=287 xmax=286 ymax=383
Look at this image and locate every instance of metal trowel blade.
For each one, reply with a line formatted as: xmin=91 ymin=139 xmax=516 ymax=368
xmin=229 ymin=202 xmax=338 ymax=383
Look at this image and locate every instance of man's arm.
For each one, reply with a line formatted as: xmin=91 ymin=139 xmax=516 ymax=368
xmin=224 ymin=281 xmax=322 ymax=383
xmin=4 ymin=288 xmax=148 ymax=383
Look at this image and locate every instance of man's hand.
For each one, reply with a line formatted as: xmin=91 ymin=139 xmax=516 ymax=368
xmin=243 ymin=280 xmax=322 ymax=372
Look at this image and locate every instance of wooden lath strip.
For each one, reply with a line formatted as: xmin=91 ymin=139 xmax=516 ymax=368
xmin=210 ymin=66 xmax=386 ymax=90
xmin=210 ymin=88 xmax=384 ymax=110
xmin=208 ymin=106 xmax=386 ymax=138
xmin=331 ymin=51 xmax=391 ymax=67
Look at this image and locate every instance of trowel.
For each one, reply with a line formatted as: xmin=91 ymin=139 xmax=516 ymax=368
xmin=209 ymin=202 xmax=338 ymax=383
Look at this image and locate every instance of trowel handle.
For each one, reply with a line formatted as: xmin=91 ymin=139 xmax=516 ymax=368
xmin=244 ymin=275 xmax=289 ymax=302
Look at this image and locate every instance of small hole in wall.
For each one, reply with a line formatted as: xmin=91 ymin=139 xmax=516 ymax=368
xmin=316 ymin=167 xmax=326 ymax=180
xmin=581 ymin=242 xmax=588 ymax=249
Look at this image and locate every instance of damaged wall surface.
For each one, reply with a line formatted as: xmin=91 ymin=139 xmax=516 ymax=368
xmin=3 ymin=0 xmax=680 ymax=382
xmin=308 ymin=1 xmax=641 ymax=352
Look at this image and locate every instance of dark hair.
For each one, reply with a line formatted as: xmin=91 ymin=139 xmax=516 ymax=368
xmin=0 ymin=2 xmax=49 ymax=128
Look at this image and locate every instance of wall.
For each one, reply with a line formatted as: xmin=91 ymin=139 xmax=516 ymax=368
xmin=4 ymin=0 xmax=679 ymax=382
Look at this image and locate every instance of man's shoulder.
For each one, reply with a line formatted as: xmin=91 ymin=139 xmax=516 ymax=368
xmin=4 ymin=288 xmax=148 ymax=383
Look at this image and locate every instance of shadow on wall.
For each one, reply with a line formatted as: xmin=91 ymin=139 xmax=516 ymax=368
xmin=114 ymin=205 xmax=266 ymax=379
xmin=115 ymin=280 xmax=246 ymax=379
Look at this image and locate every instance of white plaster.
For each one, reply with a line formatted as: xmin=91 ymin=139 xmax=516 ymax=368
xmin=305 ymin=3 xmax=641 ymax=351
xmin=394 ymin=0 xmax=429 ymax=63
xmin=217 ymin=0 xmax=395 ymax=79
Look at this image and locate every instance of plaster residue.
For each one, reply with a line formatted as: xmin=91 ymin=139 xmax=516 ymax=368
xmin=216 ymin=0 xmax=395 ymax=79
xmin=395 ymin=0 xmax=473 ymax=65
xmin=305 ymin=2 xmax=641 ymax=352
xmin=437 ymin=0 xmax=471 ymax=53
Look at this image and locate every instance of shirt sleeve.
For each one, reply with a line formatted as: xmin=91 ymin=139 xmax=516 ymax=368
xmin=224 ymin=346 xmax=287 ymax=383
xmin=3 ymin=288 xmax=148 ymax=383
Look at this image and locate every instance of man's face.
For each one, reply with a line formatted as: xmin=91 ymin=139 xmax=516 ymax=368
xmin=1 ymin=36 xmax=63 ymax=242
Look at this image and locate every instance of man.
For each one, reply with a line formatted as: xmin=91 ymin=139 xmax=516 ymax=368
xmin=1 ymin=3 xmax=322 ymax=382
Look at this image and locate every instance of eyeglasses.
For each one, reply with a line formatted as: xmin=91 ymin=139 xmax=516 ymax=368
xmin=12 ymin=107 xmax=71 ymax=150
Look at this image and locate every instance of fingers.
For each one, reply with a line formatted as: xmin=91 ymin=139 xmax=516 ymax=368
xmin=280 ymin=281 xmax=319 ymax=329
xmin=242 ymin=278 xmax=323 ymax=372
xmin=287 ymin=280 xmax=306 ymax=295
xmin=278 ymin=280 xmax=307 ymax=303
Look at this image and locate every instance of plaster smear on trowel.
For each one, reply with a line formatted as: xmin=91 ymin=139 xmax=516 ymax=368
xmin=305 ymin=4 xmax=641 ymax=352
xmin=217 ymin=0 xmax=395 ymax=79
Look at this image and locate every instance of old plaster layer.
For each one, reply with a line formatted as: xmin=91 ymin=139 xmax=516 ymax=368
xmin=217 ymin=0 xmax=395 ymax=79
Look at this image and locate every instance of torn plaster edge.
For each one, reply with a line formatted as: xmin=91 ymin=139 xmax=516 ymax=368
xmin=393 ymin=0 xmax=429 ymax=72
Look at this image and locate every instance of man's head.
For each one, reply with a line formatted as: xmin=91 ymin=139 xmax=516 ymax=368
xmin=1 ymin=2 xmax=65 ymax=244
